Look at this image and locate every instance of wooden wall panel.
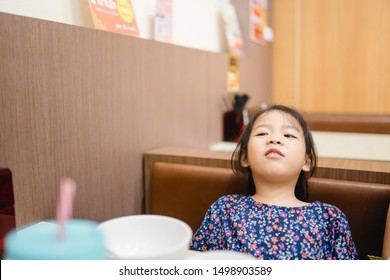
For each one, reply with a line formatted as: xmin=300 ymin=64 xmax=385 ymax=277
xmin=272 ymin=0 xmax=297 ymax=107
xmin=300 ymin=0 xmax=390 ymax=113
xmin=273 ymin=0 xmax=390 ymax=114
xmin=0 ymin=13 xmax=228 ymax=226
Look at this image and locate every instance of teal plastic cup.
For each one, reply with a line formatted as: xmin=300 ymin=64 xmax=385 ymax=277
xmin=5 ymin=219 xmax=105 ymax=260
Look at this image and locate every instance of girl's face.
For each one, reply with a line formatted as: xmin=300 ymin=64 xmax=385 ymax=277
xmin=243 ymin=110 xmax=310 ymax=184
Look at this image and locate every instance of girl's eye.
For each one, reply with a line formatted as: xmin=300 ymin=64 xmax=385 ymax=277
xmin=284 ymin=134 xmax=297 ymax=138
xmin=256 ymin=132 xmax=268 ymax=136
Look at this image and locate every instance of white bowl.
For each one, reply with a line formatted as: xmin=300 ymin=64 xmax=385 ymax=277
xmin=98 ymin=215 xmax=193 ymax=260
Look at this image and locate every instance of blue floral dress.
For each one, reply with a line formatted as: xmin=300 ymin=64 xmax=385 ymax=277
xmin=191 ymin=195 xmax=359 ymax=260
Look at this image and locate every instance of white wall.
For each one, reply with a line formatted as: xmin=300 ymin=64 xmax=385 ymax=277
xmin=0 ymin=0 xmax=226 ymax=53
xmin=0 ymin=0 xmax=94 ymax=27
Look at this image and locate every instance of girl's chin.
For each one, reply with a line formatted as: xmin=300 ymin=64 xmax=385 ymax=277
xmin=255 ymin=170 xmax=298 ymax=182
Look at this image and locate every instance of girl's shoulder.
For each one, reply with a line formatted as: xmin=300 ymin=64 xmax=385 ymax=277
xmin=312 ymin=201 xmax=348 ymax=221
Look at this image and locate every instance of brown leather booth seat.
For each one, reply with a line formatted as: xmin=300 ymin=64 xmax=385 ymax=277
xmin=150 ymin=162 xmax=248 ymax=233
xmin=149 ymin=162 xmax=390 ymax=259
xmin=308 ymin=177 xmax=390 ymax=259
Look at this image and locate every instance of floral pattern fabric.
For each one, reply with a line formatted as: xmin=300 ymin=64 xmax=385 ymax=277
xmin=191 ymin=194 xmax=359 ymax=260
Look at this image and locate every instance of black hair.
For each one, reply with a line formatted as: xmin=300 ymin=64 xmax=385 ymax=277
xmin=231 ymin=105 xmax=317 ymax=202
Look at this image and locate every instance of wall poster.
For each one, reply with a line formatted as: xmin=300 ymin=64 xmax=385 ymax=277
xmin=154 ymin=0 xmax=173 ymax=43
xmin=250 ymin=0 xmax=268 ymax=44
xmin=88 ymin=0 xmax=139 ymax=37
xmin=220 ymin=2 xmax=243 ymax=57
xmin=227 ymin=54 xmax=240 ymax=94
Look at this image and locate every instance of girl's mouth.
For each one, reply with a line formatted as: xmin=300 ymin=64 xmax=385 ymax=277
xmin=265 ymin=148 xmax=284 ymax=158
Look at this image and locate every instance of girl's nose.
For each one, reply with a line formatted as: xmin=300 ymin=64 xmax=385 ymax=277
xmin=268 ymin=138 xmax=282 ymax=145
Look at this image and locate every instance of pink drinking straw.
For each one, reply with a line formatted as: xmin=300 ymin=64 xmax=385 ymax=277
xmin=56 ymin=177 xmax=76 ymax=241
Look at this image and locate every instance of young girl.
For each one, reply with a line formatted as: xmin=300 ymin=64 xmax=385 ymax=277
xmin=191 ymin=105 xmax=358 ymax=260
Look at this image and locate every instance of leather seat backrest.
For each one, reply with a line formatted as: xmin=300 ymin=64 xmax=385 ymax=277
xmin=149 ymin=162 xmax=247 ymax=232
xmin=308 ymin=177 xmax=390 ymax=258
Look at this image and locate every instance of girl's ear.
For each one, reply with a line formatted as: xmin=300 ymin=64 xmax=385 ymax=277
xmin=302 ymin=156 xmax=311 ymax=172
xmin=241 ymin=155 xmax=249 ymax=168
